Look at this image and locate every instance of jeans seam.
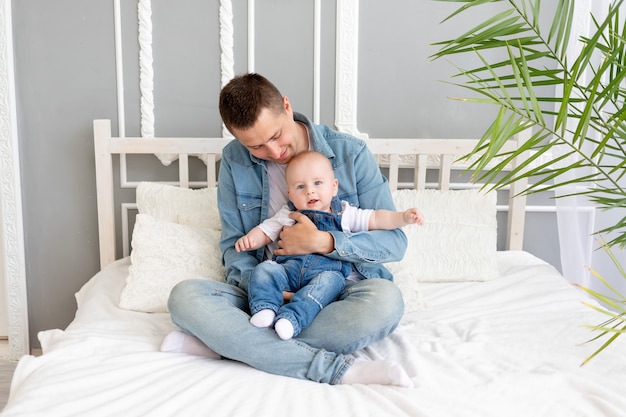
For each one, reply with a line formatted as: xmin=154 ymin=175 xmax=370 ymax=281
xmin=331 ymin=355 xmax=354 ymax=385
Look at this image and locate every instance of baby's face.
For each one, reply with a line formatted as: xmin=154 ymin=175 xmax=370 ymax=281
xmin=286 ymin=156 xmax=338 ymax=212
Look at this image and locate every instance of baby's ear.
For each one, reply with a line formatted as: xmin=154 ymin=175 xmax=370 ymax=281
xmin=332 ymin=178 xmax=339 ymax=195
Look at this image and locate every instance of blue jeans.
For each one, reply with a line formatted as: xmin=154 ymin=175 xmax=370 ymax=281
xmin=168 ymin=278 xmax=404 ymax=384
xmin=248 ymin=255 xmax=349 ymax=337
xmin=247 ymin=200 xmax=352 ymax=336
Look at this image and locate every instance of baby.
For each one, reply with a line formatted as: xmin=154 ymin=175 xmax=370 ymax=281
xmin=236 ymin=150 xmax=424 ymax=340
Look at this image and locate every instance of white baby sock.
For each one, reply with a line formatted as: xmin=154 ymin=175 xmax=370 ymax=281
xmin=341 ymin=360 xmax=413 ymax=388
xmin=250 ymin=309 xmax=276 ymax=328
xmin=274 ymin=318 xmax=295 ymax=340
xmin=160 ymin=330 xmax=221 ymax=359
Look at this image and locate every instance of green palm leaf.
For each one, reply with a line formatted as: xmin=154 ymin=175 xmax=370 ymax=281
xmin=432 ymin=0 xmax=626 ymax=364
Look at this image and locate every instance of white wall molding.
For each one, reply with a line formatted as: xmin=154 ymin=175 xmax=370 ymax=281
xmin=0 ymin=0 xmax=29 ymax=360
xmin=137 ymin=0 xmax=179 ymax=166
xmin=335 ymin=0 xmax=367 ymax=139
xmin=220 ymin=0 xmax=235 ymax=138
xmin=246 ymin=0 xmax=254 ymax=73
xmin=138 ymin=0 xmax=154 ymax=141
xmin=313 ymin=0 xmax=321 ymax=124
xmin=113 ymin=0 xmax=125 ymax=137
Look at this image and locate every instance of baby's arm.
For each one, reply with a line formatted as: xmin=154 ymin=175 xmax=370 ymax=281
xmin=235 ymin=205 xmax=295 ymax=252
xmin=368 ymin=207 xmax=424 ymax=230
xmin=235 ymin=226 xmax=272 ymax=252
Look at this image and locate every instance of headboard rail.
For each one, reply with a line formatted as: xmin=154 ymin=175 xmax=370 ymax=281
xmin=94 ymin=119 xmax=527 ymax=268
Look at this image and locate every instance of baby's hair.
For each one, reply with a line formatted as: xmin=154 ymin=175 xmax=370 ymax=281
xmin=286 ymin=151 xmax=333 ymax=180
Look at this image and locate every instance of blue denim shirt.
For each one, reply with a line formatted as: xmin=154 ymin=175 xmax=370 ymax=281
xmin=217 ymin=112 xmax=408 ymax=292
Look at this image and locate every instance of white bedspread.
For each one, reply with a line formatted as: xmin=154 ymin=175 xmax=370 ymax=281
xmin=4 ymin=251 xmax=626 ymax=417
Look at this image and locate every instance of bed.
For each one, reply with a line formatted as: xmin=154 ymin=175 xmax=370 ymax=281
xmin=2 ymin=118 xmax=626 ymax=417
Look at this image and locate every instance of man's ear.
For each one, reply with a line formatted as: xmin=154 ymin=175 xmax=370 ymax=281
xmin=283 ymin=96 xmax=291 ymax=113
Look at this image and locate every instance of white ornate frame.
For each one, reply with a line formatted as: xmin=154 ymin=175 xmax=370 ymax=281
xmin=116 ymin=0 xmax=363 ymax=148
xmin=0 ymin=0 xmax=29 ymax=360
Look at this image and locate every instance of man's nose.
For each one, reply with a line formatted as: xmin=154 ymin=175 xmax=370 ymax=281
xmin=267 ymin=142 xmax=281 ymax=159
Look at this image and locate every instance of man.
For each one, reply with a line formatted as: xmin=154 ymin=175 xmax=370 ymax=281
xmin=162 ymin=73 xmax=411 ymax=387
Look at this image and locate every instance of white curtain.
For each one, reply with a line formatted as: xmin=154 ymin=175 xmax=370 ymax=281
xmin=554 ymin=1 xmax=597 ymax=288
xmin=555 ymin=189 xmax=595 ymax=287
xmin=554 ymin=0 xmax=626 ymax=300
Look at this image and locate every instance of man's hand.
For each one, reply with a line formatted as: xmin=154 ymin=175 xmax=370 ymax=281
xmin=273 ymin=212 xmax=334 ymax=256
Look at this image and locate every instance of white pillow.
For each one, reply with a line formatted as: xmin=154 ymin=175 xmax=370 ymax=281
xmin=119 ymin=182 xmax=223 ymax=313
xmin=136 ymin=182 xmax=220 ymax=230
xmin=120 ymin=214 xmax=225 ymax=313
xmin=386 ymin=189 xmax=498 ymax=307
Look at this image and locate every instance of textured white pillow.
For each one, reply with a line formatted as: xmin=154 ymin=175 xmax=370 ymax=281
xmin=386 ymin=189 xmax=498 ymax=309
xmin=120 ymin=182 xmax=223 ymax=313
xmin=120 ymin=214 xmax=225 ymax=313
xmin=136 ymin=182 xmax=220 ymax=230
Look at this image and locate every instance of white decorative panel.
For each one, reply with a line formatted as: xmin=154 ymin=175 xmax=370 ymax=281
xmin=335 ymin=0 xmax=367 ymax=139
xmin=220 ymin=0 xmax=235 ymax=138
xmin=0 ymin=0 xmax=29 ymax=360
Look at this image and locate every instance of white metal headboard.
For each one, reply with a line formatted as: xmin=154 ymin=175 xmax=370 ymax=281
xmin=94 ymin=119 xmax=528 ymax=269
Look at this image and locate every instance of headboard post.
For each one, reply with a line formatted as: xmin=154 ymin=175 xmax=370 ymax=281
xmin=506 ymin=129 xmax=530 ymax=250
xmin=94 ymin=119 xmax=116 ymax=268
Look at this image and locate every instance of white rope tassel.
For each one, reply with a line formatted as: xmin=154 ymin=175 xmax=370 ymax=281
xmin=219 ymin=0 xmax=235 ymax=139
xmin=138 ymin=0 xmax=154 ymax=140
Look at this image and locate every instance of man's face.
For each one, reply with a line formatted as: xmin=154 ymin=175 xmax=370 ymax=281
xmin=230 ymin=97 xmax=306 ymax=164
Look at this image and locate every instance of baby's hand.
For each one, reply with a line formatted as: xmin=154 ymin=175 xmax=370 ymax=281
xmin=235 ymin=227 xmax=271 ymax=252
xmin=235 ymin=235 xmax=256 ymax=252
xmin=405 ymin=208 xmax=424 ymax=226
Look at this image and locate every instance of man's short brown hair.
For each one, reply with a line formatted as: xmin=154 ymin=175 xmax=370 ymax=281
xmin=219 ymin=73 xmax=285 ymax=132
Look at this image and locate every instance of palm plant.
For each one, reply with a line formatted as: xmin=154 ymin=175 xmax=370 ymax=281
xmin=583 ymin=237 xmax=626 ymax=364
xmin=430 ymin=0 xmax=626 ymax=363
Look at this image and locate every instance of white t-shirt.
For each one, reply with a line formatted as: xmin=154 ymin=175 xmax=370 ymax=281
xmin=265 ymin=162 xmax=288 ymax=219
xmin=258 ymin=201 xmax=373 ymax=242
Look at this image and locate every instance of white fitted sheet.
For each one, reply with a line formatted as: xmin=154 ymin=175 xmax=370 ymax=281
xmin=4 ymin=251 xmax=626 ymax=417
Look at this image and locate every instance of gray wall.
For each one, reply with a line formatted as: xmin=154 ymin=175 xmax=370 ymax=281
xmin=14 ymin=1 xmax=118 ymax=348
xmin=13 ymin=0 xmax=561 ymax=349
